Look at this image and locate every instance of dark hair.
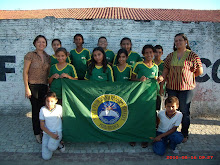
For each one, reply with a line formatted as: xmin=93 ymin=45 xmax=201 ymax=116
xmin=120 ymin=37 xmax=132 ymax=50
xmin=165 ymin=96 xmax=179 ymax=107
xmin=45 ymin=91 xmax=57 ymax=100
xmin=55 ymin=47 xmax=68 ymax=56
xmin=173 ymin=33 xmax=191 ymax=51
xmin=116 ymin=48 xmax=128 ymax=63
xmin=142 ymin=44 xmax=155 ymax=54
xmin=154 ymin=45 xmax=163 ymax=52
xmin=74 ymin=33 xmax=84 ymax=44
xmin=33 ymin=35 xmax=47 ymax=47
xmin=88 ymin=47 xmax=108 ymax=75
xmin=98 ymin=36 xmax=107 ymax=42
xmin=52 ymin=39 xmax=62 ymax=45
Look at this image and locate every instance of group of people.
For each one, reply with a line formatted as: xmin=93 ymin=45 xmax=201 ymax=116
xmin=23 ymin=33 xmax=203 ymax=160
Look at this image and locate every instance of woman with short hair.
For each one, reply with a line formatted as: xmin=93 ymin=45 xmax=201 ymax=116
xmin=23 ymin=35 xmax=50 ymax=143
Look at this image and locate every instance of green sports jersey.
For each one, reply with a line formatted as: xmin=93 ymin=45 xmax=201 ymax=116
xmin=69 ymin=48 xmax=91 ymax=79
xmin=113 ymin=64 xmax=132 ymax=81
xmin=153 ymin=60 xmax=164 ymax=76
xmin=133 ymin=61 xmax=158 ymax=79
xmin=50 ymin=55 xmax=71 ymax=66
xmin=113 ymin=51 xmax=143 ymax=68
xmin=49 ymin=64 xmax=78 ymax=99
xmin=105 ymin=49 xmax=115 ymax=64
xmin=85 ymin=64 xmax=114 ymax=82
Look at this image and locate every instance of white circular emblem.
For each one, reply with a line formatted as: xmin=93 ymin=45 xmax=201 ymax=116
xmin=91 ymin=94 xmax=128 ymax=132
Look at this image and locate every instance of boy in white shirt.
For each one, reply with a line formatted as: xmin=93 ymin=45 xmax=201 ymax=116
xmin=153 ymin=96 xmax=184 ymax=155
xmin=39 ymin=92 xmax=64 ymax=160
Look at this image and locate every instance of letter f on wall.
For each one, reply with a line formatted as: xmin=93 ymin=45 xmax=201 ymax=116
xmin=0 ymin=56 xmax=15 ymax=81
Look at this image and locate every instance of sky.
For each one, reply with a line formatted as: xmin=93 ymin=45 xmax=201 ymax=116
xmin=0 ymin=0 xmax=219 ymax=10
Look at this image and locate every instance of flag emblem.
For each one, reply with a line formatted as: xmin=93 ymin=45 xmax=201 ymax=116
xmin=91 ymin=94 xmax=128 ymax=132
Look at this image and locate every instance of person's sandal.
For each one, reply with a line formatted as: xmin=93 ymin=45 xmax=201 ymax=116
xmin=141 ymin=142 xmax=148 ymax=148
xmin=129 ymin=142 xmax=136 ymax=147
xmin=182 ymin=136 xmax=188 ymax=143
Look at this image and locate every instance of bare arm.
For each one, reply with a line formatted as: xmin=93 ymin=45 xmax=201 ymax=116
xmin=131 ymin=74 xmax=147 ymax=82
xmin=158 ymin=67 xmax=169 ymax=83
xmin=131 ymin=73 xmax=138 ymax=81
xmin=48 ymin=73 xmax=60 ymax=85
xmin=40 ymin=120 xmax=59 ymax=140
xmin=157 ymin=68 xmax=169 ymax=95
xmin=154 ymin=127 xmax=177 ymax=142
xmin=194 ymin=67 xmax=203 ymax=77
xmin=48 ymin=76 xmax=54 ymax=85
xmin=23 ymin=60 xmax=32 ymax=98
xmin=60 ymin=73 xmax=78 ymax=80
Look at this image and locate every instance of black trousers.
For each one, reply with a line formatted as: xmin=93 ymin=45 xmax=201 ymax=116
xmin=29 ymin=84 xmax=48 ymax=135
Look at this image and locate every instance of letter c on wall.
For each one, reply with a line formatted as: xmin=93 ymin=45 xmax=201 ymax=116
xmin=212 ymin=59 xmax=220 ymax=83
xmin=196 ymin=58 xmax=211 ymax=82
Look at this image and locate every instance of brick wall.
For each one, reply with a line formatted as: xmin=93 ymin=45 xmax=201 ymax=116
xmin=0 ymin=17 xmax=219 ymax=116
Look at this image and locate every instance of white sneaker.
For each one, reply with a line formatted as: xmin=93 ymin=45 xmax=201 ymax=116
xmin=173 ymin=149 xmax=179 ymax=154
xmin=58 ymin=143 xmax=65 ymax=153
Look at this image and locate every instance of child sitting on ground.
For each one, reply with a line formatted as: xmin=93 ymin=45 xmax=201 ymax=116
xmin=39 ymin=92 xmax=65 ymax=160
xmin=153 ymin=96 xmax=184 ymax=155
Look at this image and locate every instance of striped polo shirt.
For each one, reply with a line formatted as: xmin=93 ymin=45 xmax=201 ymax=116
xmin=164 ymin=49 xmax=202 ymax=91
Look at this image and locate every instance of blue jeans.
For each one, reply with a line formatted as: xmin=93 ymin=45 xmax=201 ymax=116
xmin=153 ymin=131 xmax=184 ymax=156
xmin=166 ymin=88 xmax=195 ymax=137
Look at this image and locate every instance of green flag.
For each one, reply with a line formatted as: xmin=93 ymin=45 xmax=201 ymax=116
xmin=61 ymin=79 xmax=157 ymax=142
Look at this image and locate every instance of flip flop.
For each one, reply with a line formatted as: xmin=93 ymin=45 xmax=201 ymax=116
xmin=141 ymin=142 xmax=148 ymax=148
xmin=182 ymin=137 xmax=188 ymax=143
xmin=129 ymin=142 xmax=136 ymax=147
